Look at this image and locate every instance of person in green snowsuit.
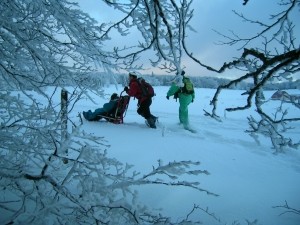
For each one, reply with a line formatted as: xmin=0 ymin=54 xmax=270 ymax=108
xmin=166 ymin=71 xmax=195 ymax=129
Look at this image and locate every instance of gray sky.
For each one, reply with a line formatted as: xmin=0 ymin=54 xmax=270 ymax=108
xmin=75 ymin=0 xmax=300 ymax=79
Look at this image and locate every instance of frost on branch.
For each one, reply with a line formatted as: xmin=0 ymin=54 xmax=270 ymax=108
xmin=0 ymin=0 xmax=217 ymax=224
xmin=140 ymin=160 xmax=217 ymax=196
xmin=101 ymin=0 xmax=195 ymax=75
xmin=201 ymin=1 xmax=300 ymax=152
xmin=273 ymin=200 xmax=300 ymax=216
xmin=0 ymin=104 xmax=216 ymax=224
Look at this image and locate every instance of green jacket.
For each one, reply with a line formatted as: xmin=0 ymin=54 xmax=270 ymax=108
xmin=167 ymin=83 xmax=195 ymax=102
xmin=167 ymin=82 xmax=195 ymax=126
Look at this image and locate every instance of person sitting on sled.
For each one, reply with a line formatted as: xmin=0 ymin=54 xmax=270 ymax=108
xmin=83 ymin=93 xmax=119 ymax=121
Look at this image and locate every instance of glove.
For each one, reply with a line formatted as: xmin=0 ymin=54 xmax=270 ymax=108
xmin=166 ymin=96 xmax=169 ymax=100
xmin=124 ymin=86 xmax=129 ymax=92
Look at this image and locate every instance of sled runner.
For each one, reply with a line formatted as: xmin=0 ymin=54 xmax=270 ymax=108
xmin=96 ymin=91 xmax=130 ymax=124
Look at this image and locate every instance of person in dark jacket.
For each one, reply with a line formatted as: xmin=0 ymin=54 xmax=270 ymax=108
xmin=83 ymin=93 xmax=119 ymax=121
xmin=124 ymin=72 xmax=157 ymax=128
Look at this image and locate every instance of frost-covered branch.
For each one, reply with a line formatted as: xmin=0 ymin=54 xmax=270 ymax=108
xmin=200 ymin=1 xmax=300 ymax=151
xmin=101 ymin=0 xmax=194 ymax=74
xmin=138 ymin=160 xmax=217 ymax=196
xmin=273 ymin=200 xmax=300 ymax=216
xmin=0 ymin=122 xmax=217 ymax=224
xmin=219 ymin=0 xmax=298 ymax=49
xmin=185 ymin=204 xmax=221 ymax=223
xmin=1 ymin=1 xmax=219 ymax=224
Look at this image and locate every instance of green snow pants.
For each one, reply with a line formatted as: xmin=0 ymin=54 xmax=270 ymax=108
xmin=178 ymin=93 xmax=193 ymax=127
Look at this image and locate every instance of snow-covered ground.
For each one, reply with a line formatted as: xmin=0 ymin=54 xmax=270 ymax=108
xmin=68 ymin=85 xmax=300 ymax=225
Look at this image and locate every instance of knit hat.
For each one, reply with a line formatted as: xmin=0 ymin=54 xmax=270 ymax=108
xmin=110 ymin=93 xmax=118 ymax=100
xmin=129 ymin=72 xmax=137 ymax=79
xmin=181 ymin=70 xmax=185 ymax=76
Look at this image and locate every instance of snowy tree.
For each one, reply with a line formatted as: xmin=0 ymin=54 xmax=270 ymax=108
xmin=100 ymin=0 xmax=194 ymax=81
xmin=0 ymin=0 xmax=216 ymax=224
xmin=100 ymin=0 xmax=300 ymax=152
xmin=200 ymin=0 xmax=300 ymax=152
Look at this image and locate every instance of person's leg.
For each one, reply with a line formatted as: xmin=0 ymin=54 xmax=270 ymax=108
xmin=137 ymin=99 xmax=152 ymax=119
xmin=138 ymin=99 xmax=156 ymax=128
xmin=179 ymin=103 xmax=189 ymax=126
xmin=178 ymin=107 xmax=183 ymax=124
xmin=83 ymin=110 xmax=92 ymax=120
xmin=179 ymin=95 xmax=192 ymax=128
xmin=83 ymin=108 xmax=104 ymax=121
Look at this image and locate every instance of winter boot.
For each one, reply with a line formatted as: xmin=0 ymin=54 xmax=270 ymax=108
xmin=151 ymin=115 xmax=158 ymax=124
xmin=82 ymin=111 xmax=88 ymax=120
xmin=146 ymin=117 xmax=156 ymax=129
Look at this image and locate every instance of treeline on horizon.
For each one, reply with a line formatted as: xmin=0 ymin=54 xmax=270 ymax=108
xmin=4 ymin=72 xmax=298 ymax=91
xmin=82 ymin=72 xmax=300 ymax=91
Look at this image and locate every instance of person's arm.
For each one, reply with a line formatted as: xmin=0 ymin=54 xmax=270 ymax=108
xmin=167 ymin=83 xmax=180 ymax=97
xmin=127 ymin=81 xmax=139 ymax=97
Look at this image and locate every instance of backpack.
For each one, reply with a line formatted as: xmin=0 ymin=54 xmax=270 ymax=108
xmin=181 ymin=77 xmax=194 ymax=94
xmin=136 ymin=77 xmax=155 ymax=97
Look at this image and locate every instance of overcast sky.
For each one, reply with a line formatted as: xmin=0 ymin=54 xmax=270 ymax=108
xmin=75 ymin=0 xmax=300 ymax=79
